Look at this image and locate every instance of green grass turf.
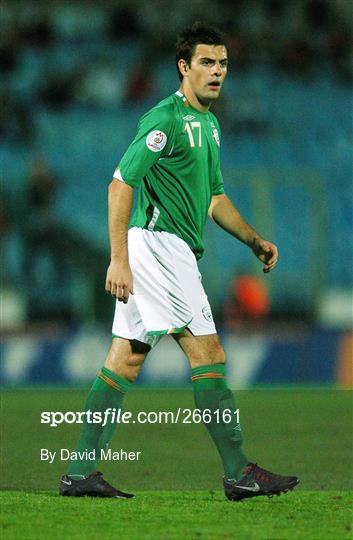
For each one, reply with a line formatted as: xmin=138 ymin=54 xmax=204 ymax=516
xmin=1 ymin=388 xmax=352 ymax=539
xmin=1 ymin=491 xmax=352 ymax=540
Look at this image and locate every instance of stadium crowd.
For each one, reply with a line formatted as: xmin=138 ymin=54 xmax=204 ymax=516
xmin=1 ymin=0 xmax=352 ymax=131
xmin=1 ymin=0 xmax=352 ymax=324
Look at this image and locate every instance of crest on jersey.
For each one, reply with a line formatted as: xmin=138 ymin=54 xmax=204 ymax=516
xmin=146 ymin=130 xmax=167 ymax=152
xmin=183 ymin=115 xmax=195 ymax=121
xmin=212 ymin=128 xmax=220 ymax=146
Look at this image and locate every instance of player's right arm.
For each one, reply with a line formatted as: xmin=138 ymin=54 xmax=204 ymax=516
xmin=105 ymin=178 xmax=134 ymax=303
xmin=105 ymin=104 xmax=174 ymax=303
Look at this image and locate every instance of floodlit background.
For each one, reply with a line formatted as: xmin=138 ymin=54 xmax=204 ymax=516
xmin=1 ymin=0 xmax=352 ymax=388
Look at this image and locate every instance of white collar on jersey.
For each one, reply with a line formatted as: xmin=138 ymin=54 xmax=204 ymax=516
xmin=175 ymin=90 xmax=187 ymax=102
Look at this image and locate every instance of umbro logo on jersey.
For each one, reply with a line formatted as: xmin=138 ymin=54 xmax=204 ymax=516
xmin=183 ymin=115 xmax=195 ymax=121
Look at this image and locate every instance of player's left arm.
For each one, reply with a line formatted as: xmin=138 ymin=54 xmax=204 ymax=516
xmin=208 ymin=193 xmax=278 ymax=273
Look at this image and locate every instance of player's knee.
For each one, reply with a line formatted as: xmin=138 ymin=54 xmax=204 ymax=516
xmin=213 ymin=343 xmax=226 ymax=364
xmin=122 ymin=354 xmax=145 ymax=382
xmin=204 ymin=336 xmax=226 ymax=364
xmin=121 ymin=367 xmax=139 ymax=382
xmin=106 ymin=355 xmax=143 ymax=382
xmin=202 ymin=342 xmax=226 ymax=365
xmin=189 ymin=341 xmax=226 ymax=366
xmin=105 ymin=340 xmax=146 ymax=382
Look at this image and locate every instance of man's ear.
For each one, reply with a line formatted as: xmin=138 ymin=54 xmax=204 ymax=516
xmin=178 ymin=59 xmax=189 ymax=77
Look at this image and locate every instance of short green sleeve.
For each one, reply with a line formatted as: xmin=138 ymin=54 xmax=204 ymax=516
xmin=212 ymin=162 xmax=225 ymax=195
xmin=116 ymin=107 xmax=174 ymax=188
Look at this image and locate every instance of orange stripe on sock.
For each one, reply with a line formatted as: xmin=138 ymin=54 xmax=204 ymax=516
xmin=97 ymin=370 xmax=123 ymax=392
xmin=191 ymin=373 xmax=226 ymax=381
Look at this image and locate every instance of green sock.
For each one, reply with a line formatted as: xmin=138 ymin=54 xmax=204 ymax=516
xmin=67 ymin=367 xmax=132 ymax=478
xmin=191 ymin=363 xmax=248 ymax=480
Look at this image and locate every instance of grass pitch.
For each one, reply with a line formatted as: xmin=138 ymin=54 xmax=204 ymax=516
xmin=1 ymin=388 xmax=352 ymax=539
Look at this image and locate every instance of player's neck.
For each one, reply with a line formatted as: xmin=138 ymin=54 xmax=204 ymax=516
xmin=179 ymin=83 xmax=210 ymax=113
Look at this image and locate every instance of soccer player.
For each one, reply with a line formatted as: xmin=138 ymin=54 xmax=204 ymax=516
xmin=60 ymin=22 xmax=299 ymax=501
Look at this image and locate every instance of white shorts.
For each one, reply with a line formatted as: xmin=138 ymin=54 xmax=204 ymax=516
xmin=112 ymin=227 xmax=216 ymax=348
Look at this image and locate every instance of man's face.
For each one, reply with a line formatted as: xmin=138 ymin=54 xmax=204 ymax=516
xmin=183 ymin=43 xmax=228 ymax=104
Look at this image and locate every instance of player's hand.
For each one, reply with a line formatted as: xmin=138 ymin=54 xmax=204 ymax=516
xmin=105 ymin=260 xmax=134 ymax=303
xmin=251 ymin=238 xmax=278 ymax=273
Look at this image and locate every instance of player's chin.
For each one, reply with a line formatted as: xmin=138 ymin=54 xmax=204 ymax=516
xmin=205 ymin=89 xmax=221 ymax=100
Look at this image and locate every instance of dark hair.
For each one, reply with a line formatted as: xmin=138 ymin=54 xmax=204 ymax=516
xmin=175 ymin=22 xmax=227 ymax=81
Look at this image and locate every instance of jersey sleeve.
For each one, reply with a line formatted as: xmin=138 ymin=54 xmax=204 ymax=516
xmin=212 ymin=161 xmax=225 ymax=195
xmin=114 ymin=106 xmax=174 ymax=188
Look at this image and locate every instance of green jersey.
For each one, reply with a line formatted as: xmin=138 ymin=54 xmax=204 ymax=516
xmin=117 ymin=90 xmax=225 ymax=260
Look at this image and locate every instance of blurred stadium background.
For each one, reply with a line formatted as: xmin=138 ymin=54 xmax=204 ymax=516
xmin=1 ymin=0 xmax=352 ymax=388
